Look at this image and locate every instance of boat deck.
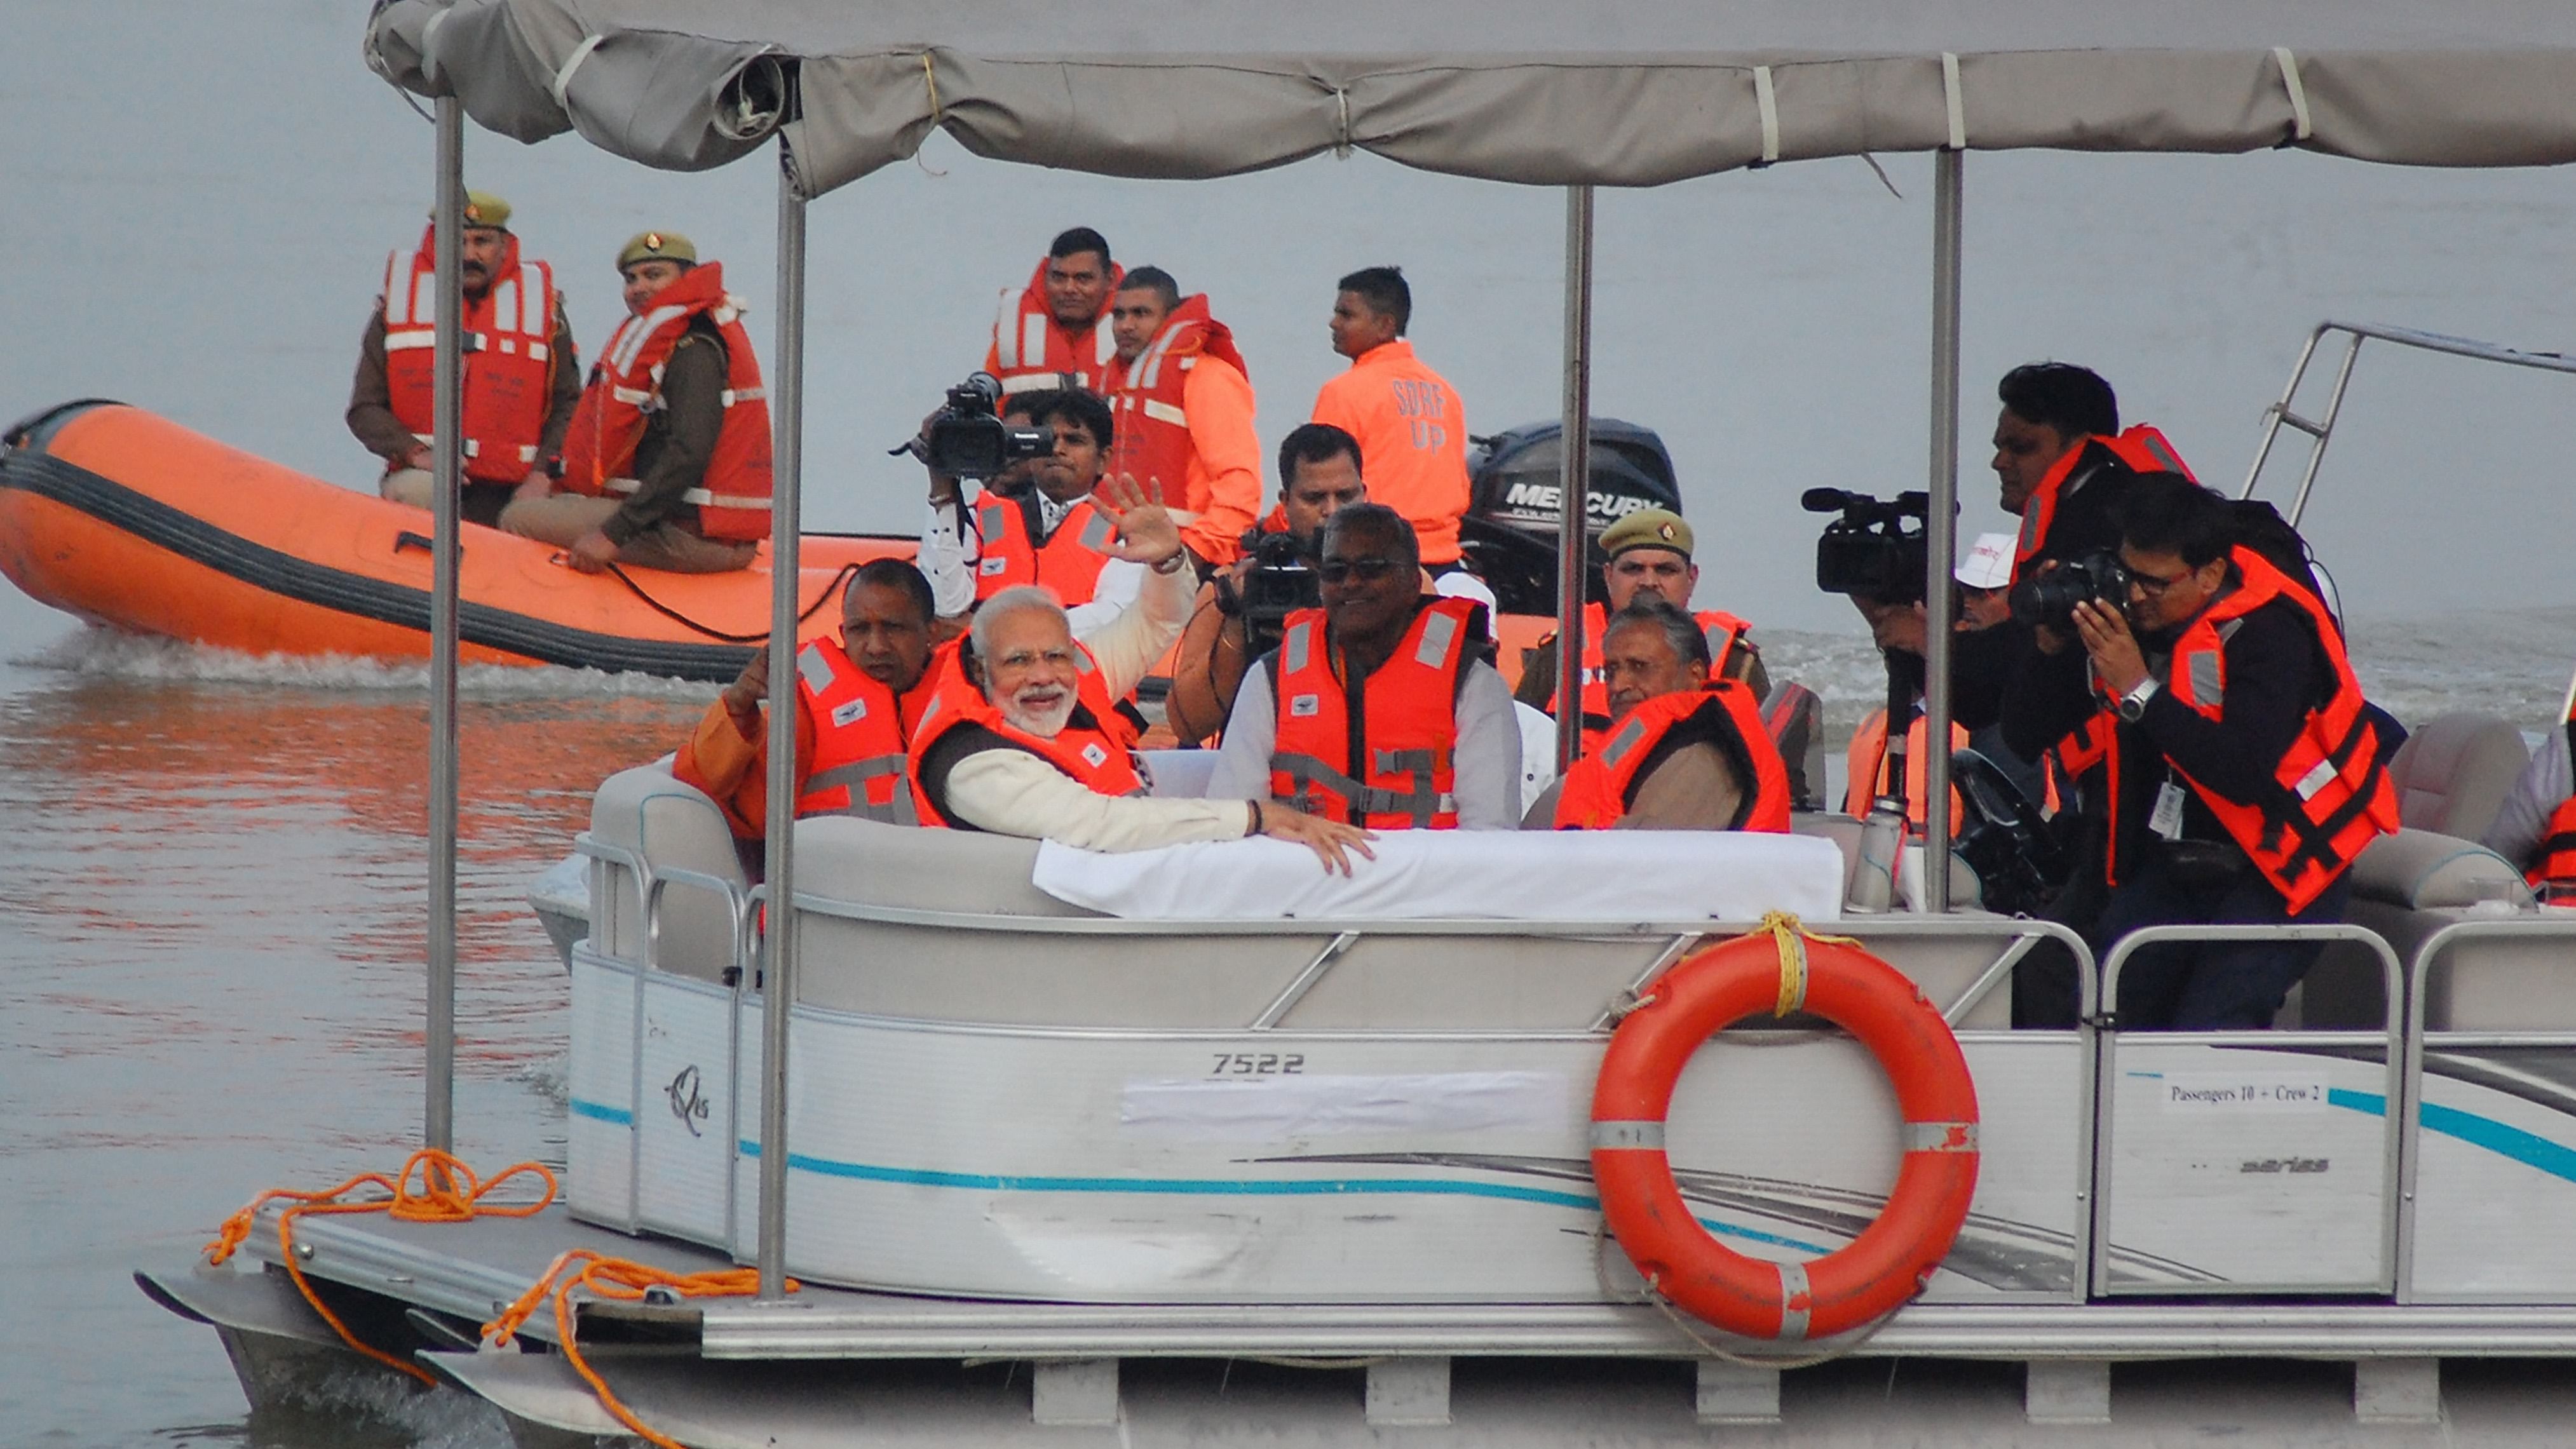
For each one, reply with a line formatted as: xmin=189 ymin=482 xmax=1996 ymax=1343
xmin=135 ymin=1204 xmax=2576 ymax=1443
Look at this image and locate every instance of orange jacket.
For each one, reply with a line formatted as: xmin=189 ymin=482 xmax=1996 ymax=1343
xmin=972 ymin=493 xmax=1117 ymax=605
xmin=1555 ymin=684 xmax=1791 ymax=832
xmin=2013 ymin=423 xmax=2195 ymax=573
xmin=383 ymin=226 xmax=557 ymax=483
xmin=905 ymin=642 xmax=1144 ymax=827
xmin=1310 ymin=339 xmax=1469 ymax=564
xmin=672 ymin=639 xmax=949 ymax=839
xmin=1267 ymin=597 xmax=1478 ymax=828
xmin=557 ymin=260 xmax=774 ymax=541
xmin=1846 ymin=708 xmax=1969 ymax=837
xmin=2103 ymin=546 xmax=2396 ymax=912
xmin=2532 ymin=708 xmax=2576 ymax=887
xmin=984 ymin=256 xmax=1120 ymax=396
xmin=1104 ymin=295 xmax=1261 ymax=565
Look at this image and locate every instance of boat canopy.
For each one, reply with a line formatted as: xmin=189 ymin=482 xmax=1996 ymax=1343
xmin=366 ymin=0 xmax=2576 ymax=192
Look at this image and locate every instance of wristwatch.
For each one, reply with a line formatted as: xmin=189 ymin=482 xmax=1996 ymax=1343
xmin=2117 ymin=677 xmax=2161 ymax=722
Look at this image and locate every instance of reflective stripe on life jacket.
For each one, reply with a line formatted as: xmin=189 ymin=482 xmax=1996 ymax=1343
xmin=2111 ymin=546 xmax=2397 ymax=912
xmin=1845 ymin=708 xmax=1968 ymax=837
xmin=792 ymin=638 xmax=923 ymax=825
xmin=905 ymin=638 xmax=1142 ymax=828
xmin=1563 ymin=600 xmax=1754 ymax=739
xmin=383 ymin=227 xmax=556 ymax=484
xmin=1267 ymin=597 xmax=1478 ymax=829
xmin=1105 ymin=293 xmax=1249 ymax=501
xmin=972 ymin=494 xmax=1117 ymax=604
xmin=989 ymin=256 xmax=1121 ymax=394
xmin=557 ymin=260 xmax=774 ymax=541
xmin=1554 ymin=684 xmax=1791 ymax=832
xmin=2013 ymin=424 xmax=2197 ymax=574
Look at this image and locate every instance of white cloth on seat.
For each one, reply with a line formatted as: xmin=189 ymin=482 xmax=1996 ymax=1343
xmin=1030 ymin=829 xmax=1845 ymax=922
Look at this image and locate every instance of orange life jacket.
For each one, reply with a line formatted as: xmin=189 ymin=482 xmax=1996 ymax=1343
xmin=905 ymin=640 xmax=1142 ymax=828
xmin=1554 ymin=684 xmax=1792 ymax=832
xmin=791 ymin=637 xmax=942 ymax=825
xmin=1555 ymin=600 xmax=1755 ymax=745
xmin=2530 ymin=758 xmax=2576 ymax=889
xmin=2013 ymin=424 xmax=2195 ymax=573
xmin=1104 ymin=293 xmax=1250 ymax=500
xmin=972 ymin=493 xmax=1118 ymax=604
xmin=556 ymin=261 xmax=773 ymax=541
xmin=1267 ymin=597 xmax=1479 ymax=829
xmin=2101 ymin=546 xmax=2397 ymax=912
xmin=1845 ymin=708 xmax=1969 ymax=837
xmin=988 ymin=256 xmax=1122 ymax=396
xmin=382 ymin=226 xmax=557 ymax=484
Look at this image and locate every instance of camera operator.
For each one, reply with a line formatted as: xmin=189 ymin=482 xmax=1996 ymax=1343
xmin=918 ymin=387 xmax=1146 ymax=636
xmin=1163 ymin=424 xmax=1368 ymax=745
xmin=2001 ymin=473 xmax=2398 ymax=1031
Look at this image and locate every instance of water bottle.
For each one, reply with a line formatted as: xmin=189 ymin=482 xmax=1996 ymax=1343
xmin=1847 ymin=799 xmax=1906 ymax=913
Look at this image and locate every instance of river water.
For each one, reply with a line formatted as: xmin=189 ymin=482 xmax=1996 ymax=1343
xmin=13 ymin=4 xmax=2576 ymax=1446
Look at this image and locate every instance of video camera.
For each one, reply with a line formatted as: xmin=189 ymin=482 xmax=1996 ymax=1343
xmin=1802 ymin=488 xmax=1931 ymax=602
xmin=919 ymin=373 xmax=1052 ymax=482
xmin=2008 ymin=549 xmax=2132 ymax=631
xmin=1219 ymin=529 xmax=1320 ymax=661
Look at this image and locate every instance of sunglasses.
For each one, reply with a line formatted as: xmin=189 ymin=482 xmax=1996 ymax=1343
xmin=1318 ymin=557 xmax=1402 ymax=586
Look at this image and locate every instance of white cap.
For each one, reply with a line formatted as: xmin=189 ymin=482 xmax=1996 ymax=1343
xmin=1434 ymin=572 xmax=1499 ymax=612
xmin=1956 ymin=532 xmax=2016 ymax=591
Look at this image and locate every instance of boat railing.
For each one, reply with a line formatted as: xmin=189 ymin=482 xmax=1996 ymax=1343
xmin=2092 ymin=923 xmax=2407 ymax=1296
xmin=2242 ymin=319 xmax=2576 ymax=528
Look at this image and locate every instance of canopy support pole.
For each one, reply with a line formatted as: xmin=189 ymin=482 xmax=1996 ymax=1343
xmin=424 ymin=94 xmax=463 ymax=1152
xmin=1553 ymin=184 xmax=1595 ymax=775
xmin=1921 ymin=149 xmax=1963 ymax=912
xmin=756 ymin=142 xmax=808 ymax=1303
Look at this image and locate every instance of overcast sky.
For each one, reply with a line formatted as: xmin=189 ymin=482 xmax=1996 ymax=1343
xmin=8 ymin=0 xmax=2576 ymax=643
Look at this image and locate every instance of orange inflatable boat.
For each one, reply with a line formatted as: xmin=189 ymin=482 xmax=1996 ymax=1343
xmin=0 ymin=401 xmax=911 ymax=682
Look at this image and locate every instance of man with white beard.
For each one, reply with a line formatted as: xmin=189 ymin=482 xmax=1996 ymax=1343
xmin=906 ymin=480 xmax=1374 ymax=871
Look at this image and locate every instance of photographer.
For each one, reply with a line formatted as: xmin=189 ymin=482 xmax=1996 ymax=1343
xmin=2002 ymin=473 xmax=2398 ymax=1030
xmin=1163 ymin=424 xmax=1368 ymax=745
xmin=919 ymin=388 xmax=1144 ymax=635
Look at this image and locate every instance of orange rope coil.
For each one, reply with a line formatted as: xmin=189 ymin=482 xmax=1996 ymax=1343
xmin=486 ymin=1250 xmax=794 ymax=1449
xmin=203 ymin=1147 xmax=559 ymax=1387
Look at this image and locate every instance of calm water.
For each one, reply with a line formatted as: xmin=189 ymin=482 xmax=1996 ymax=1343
xmin=13 ymin=3 xmax=2576 ymax=1445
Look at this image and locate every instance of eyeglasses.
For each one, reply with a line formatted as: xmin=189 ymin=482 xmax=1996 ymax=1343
xmin=2125 ymin=567 xmax=2193 ymax=599
xmin=1318 ymin=557 xmax=1402 ymax=586
xmin=991 ymin=647 xmax=1078 ymax=674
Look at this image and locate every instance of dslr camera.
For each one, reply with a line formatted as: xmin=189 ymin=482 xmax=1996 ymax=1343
xmin=1219 ymin=529 xmax=1320 ymax=661
xmin=2009 ymin=549 xmax=2132 ymax=630
xmin=1803 ymin=488 xmax=1931 ymax=602
xmin=921 ymin=373 xmax=1052 ymax=482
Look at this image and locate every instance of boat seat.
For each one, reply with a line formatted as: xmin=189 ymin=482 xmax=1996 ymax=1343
xmin=796 ymin=814 xmax=1098 ymax=917
xmin=2386 ymin=711 xmax=2530 ymax=842
xmin=586 ymin=758 xmax=749 ymax=984
xmin=2300 ymin=828 xmax=2538 ymax=1029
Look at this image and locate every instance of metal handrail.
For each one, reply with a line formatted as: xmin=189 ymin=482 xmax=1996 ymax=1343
xmin=2091 ymin=922 xmax=2406 ymax=1297
xmin=2396 ymin=911 xmax=2576 ymax=1302
xmin=2241 ymin=320 xmax=2576 ymax=528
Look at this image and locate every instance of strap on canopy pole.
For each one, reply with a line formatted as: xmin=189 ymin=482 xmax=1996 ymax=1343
xmin=756 ymin=138 xmax=808 ymax=1302
xmin=1553 ymin=184 xmax=1595 ymax=775
xmin=424 ymin=93 xmax=463 ymax=1152
xmin=1921 ymin=149 xmax=1963 ymax=911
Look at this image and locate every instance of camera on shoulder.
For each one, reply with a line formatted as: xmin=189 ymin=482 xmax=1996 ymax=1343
xmin=1803 ymin=487 xmax=1930 ymax=602
xmin=921 ymin=372 xmax=1053 ymax=482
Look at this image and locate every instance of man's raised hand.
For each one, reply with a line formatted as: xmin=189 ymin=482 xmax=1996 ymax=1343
xmin=1095 ymin=473 xmax=1184 ymax=567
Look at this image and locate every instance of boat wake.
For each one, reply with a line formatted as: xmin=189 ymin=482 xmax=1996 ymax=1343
xmin=17 ymin=624 xmax=719 ymax=699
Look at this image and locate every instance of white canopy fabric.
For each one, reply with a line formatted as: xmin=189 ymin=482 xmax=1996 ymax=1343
xmin=367 ymin=0 xmax=2576 ymax=194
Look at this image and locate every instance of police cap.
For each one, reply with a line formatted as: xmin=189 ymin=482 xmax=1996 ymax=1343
xmin=1599 ymin=508 xmax=1693 ymax=562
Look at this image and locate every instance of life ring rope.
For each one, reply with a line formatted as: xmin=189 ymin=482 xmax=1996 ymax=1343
xmin=1590 ymin=912 xmax=1982 ymax=1345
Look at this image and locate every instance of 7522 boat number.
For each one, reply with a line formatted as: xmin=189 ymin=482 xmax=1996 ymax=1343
xmin=1210 ymin=1052 xmax=1304 ymax=1076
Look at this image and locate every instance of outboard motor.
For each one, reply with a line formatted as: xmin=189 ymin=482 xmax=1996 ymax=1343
xmin=1458 ymin=419 xmax=1685 ymax=618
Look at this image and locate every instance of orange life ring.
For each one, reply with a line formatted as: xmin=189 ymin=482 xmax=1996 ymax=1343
xmin=1590 ymin=917 xmax=1979 ymax=1340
